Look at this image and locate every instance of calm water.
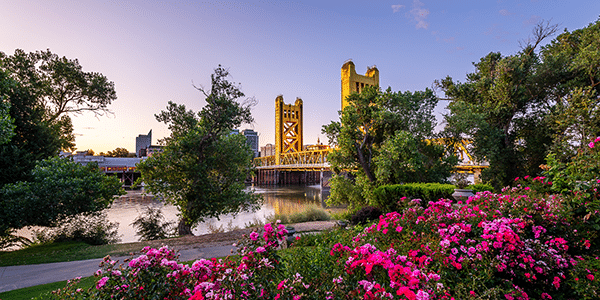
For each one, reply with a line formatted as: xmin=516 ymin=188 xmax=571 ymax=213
xmin=106 ymin=185 xmax=333 ymax=243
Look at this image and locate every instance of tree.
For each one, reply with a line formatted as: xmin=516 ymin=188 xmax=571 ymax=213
xmin=322 ymin=86 xmax=456 ymax=209
xmin=0 ymin=157 xmax=123 ymax=239
xmin=0 ymin=69 xmax=64 ymax=185
xmin=106 ymin=147 xmax=131 ymax=157
xmin=0 ymin=49 xmax=117 ymax=184
xmin=0 ymin=99 xmax=15 ymax=145
xmin=439 ymin=22 xmax=559 ymax=189
xmin=137 ymin=66 xmax=261 ymax=235
xmin=539 ymin=19 xmax=600 ymax=160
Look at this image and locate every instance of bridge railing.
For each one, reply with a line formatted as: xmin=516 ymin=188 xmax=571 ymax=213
xmin=254 ymin=149 xmax=332 ymax=169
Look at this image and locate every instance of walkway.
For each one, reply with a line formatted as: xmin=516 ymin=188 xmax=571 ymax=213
xmin=0 ymin=245 xmax=236 ymax=293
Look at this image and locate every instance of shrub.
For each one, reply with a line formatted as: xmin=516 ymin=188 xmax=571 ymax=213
xmin=350 ymin=206 xmax=381 ymax=225
xmin=131 ymin=206 xmax=177 ymax=241
xmin=371 ymin=183 xmax=455 ymax=212
xmin=34 ymin=212 xmax=120 ymax=245
xmin=54 ymin=189 xmax=600 ymax=299
xmin=467 ymin=183 xmax=494 ymax=193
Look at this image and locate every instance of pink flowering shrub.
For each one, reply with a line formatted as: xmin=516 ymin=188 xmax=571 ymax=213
xmin=53 ymin=189 xmax=600 ymax=299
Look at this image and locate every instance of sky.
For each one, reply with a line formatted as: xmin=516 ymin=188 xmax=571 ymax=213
xmin=1 ymin=0 xmax=599 ymax=153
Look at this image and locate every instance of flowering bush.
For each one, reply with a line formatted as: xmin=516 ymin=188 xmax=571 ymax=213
xmin=546 ymin=136 xmax=600 ymax=229
xmin=53 ymin=189 xmax=600 ymax=299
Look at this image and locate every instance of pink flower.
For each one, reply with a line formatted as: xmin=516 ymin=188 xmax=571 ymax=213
xmin=587 ymin=274 xmax=595 ymax=281
xmin=595 ymin=136 xmax=600 ymax=143
xmin=589 ymin=142 xmax=595 ymax=148
xmin=96 ymin=276 xmax=109 ymax=289
xmin=541 ymin=293 xmax=552 ymax=299
xmin=552 ymin=276 xmax=560 ymax=289
xmin=255 ymin=246 xmax=266 ymax=253
xmin=249 ymin=231 xmax=259 ymax=241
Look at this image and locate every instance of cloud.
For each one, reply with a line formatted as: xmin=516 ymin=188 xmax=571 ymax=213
xmin=523 ymin=15 xmax=540 ymax=26
xmin=443 ymin=36 xmax=455 ymax=43
xmin=410 ymin=0 xmax=430 ymax=29
xmin=499 ymin=9 xmax=512 ymax=16
xmin=391 ymin=4 xmax=405 ymax=13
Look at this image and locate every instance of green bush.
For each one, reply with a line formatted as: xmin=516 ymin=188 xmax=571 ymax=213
xmin=131 ymin=207 xmax=177 ymax=241
xmin=33 ymin=212 xmax=120 ymax=245
xmin=371 ymin=183 xmax=455 ymax=212
xmin=467 ymin=183 xmax=494 ymax=193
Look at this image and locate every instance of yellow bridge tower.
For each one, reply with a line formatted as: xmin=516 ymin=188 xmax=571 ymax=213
xmin=275 ymin=95 xmax=303 ymax=165
xmin=341 ymin=60 xmax=379 ymax=110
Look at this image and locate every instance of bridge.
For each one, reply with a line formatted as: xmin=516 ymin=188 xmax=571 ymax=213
xmin=253 ymin=61 xmax=488 ymax=186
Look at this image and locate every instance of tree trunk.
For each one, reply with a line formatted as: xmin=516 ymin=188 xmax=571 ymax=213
xmin=177 ymin=218 xmax=193 ymax=236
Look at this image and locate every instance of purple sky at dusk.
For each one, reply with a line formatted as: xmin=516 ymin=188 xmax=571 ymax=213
xmin=1 ymin=1 xmax=599 ymax=153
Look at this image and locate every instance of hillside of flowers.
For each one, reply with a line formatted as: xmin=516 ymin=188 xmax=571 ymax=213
xmin=51 ymin=140 xmax=600 ymax=299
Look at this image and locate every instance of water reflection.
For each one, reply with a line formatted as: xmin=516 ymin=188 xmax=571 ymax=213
xmin=105 ymin=185 xmax=336 ymax=243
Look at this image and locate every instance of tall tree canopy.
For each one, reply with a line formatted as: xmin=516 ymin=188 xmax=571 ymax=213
xmin=137 ymin=66 xmax=261 ymax=235
xmin=0 ymin=49 xmax=117 ymax=185
xmin=0 ymin=100 xmax=15 ymax=145
xmin=440 ymin=19 xmax=600 ymax=189
xmin=0 ymin=50 xmax=121 ymax=243
xmin=322 ymin=86 xmax=456 ymax=208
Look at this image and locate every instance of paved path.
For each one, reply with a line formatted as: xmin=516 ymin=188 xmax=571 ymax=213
xmin=0 ymin=245 xmax=236 ymax=293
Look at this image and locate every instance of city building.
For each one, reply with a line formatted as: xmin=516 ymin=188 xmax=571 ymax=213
xmin=241 ymin=129 xmax=259 ymax=158
xmin=136 ymin=130 xmax=152 ymax=158
xmin=260 ymin=143 xmax=275 ymax=157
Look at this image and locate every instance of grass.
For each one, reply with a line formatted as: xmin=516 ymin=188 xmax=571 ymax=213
xmin=0 ymin=276 xmax=96 ymax=300
xmin=0 ymin=240 xmax=154 ymax=267
xmin=268 ymin=204 xmax=332 ymax=224
xmin=0 ymin=258 xmax=229 ymax=299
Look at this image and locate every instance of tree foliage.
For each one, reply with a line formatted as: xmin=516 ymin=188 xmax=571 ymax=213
xmin=0 ymin=100 xmax=15 ymax=145
xmin=0 ymin=49 xmax=117 ymax=184
xmin=0 ymin=49 xmax=120 ymax=242
xmin=540 ymin=19 xmax=600 ymax=160
xmin=440 ymin=19 xmax=600 ymax=189
xmin=322 ymin=86 xmax=456 ymax=209
xmin=439 ymin=22 xmax=560 ymax=189
xmin=105 ymin=147 xmax=132 ymax=157
xmin=0 ymin=157 xmax=123 ymax=238
xmin=137 ymin=66 xmax=261 ymax=235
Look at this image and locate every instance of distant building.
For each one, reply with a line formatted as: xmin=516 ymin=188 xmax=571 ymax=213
xmin=136 ymin=130 xmax=152 ymax=158
xmin=260 ymin=143 xmax=275 ymax=157
xmin=241 ymin=129 xmax=259 ymax=158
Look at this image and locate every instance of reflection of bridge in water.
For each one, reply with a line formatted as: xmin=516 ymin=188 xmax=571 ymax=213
xmin=253 ymin=61 xmax=488 ymax=186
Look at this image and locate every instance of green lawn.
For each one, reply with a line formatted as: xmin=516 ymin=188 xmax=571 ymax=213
xmin=0 ymin=241 xmax=135 ymax=267
xmin=0 ymin=276 xmax=96 ymax=300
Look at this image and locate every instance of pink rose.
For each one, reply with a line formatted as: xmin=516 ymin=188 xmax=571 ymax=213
xmin=96 ymin=276 xmax=109 ymax=289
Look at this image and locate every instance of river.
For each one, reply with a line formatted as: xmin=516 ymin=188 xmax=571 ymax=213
xmin=106 ymin=185 xmax=335 ymax=243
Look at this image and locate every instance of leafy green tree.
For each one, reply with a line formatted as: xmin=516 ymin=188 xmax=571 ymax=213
xmin=0 ymin=99 xmax=15 ymax=145
xmin=439 ymin=22 xmax=559 ymax=189
xmin=0 ymin=69 xmax=64 ymax=185
xmin=539 ymin=19 xmax=600 ymax=160
xmin=106 ymin=147 xmax=131 ymax=157
xmin=137 ymin=66 xmax=261 ymax=235
xmin=322 ymin=86 xmax=456 ymax=209
xmin=0 ymin=157 xmax=123 ymax=239
xmin=0 ymin=49 xmax=117 ymax=184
